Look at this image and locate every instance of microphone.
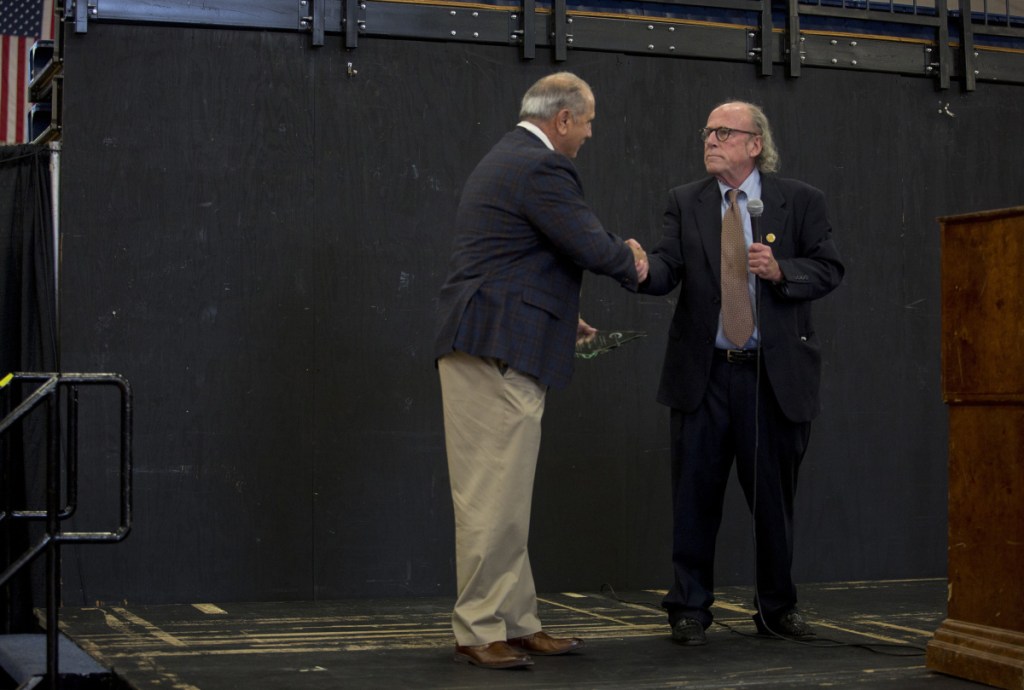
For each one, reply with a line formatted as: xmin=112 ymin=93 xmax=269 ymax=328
xmin=747 ymin=198 xmax=764 ymax=243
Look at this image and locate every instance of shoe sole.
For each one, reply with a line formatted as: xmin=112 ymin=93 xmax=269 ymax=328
xmin=753 ymin=615 xmax=815 ymax=641
xmin=671 ymin=621 xmax=708 ymax=646
xmin=453 ymin=652 xmax=533 ymax=669
xmin=672 ymin=636 xmax=708 ymax=646
xmin=754 ymin=624 xmax=816 ymax=641
xmin=507 ymin=642 xmax=584 ymax=656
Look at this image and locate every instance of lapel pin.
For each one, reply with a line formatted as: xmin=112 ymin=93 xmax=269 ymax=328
xmin=766 ymin=233 xmax=776 ymax=243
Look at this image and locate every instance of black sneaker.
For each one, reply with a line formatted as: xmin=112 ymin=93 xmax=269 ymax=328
xmin=753 ymin=609 xmax=815 ymax=640
xmin=671 ymin=617 xmax=708 ymax=646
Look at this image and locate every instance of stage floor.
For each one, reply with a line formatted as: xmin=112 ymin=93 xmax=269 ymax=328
xmin=56 ymin=578 xmax=984 ymax=689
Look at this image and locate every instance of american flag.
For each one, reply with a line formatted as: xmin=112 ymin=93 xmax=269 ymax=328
xmin=1 ymin=0 xmax=55 ymax=144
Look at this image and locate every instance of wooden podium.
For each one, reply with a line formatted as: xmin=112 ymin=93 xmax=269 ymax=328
xmin=927 ymin=206 xmax=1024 ymax=689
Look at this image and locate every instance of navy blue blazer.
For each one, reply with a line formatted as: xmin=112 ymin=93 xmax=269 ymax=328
xmin=434 ymin=127 xmax=640 ymax=389
xmin=641 ymin=174 xmax=845 ymax=422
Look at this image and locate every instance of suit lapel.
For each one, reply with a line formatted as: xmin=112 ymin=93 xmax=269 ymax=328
xmin=759 ymin=175 xmax=789 ymax=246
xmin=696 ymin=179 xmax=723 ymax=286
xmin=695 ymin=175 xmax=790 ymax=283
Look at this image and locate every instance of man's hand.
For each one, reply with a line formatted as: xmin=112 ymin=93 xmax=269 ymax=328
xmin=749 ymin=243 xmax=783 ymax=283
xmin=626 ymin=238 xmax=649 ymax=283
xmin=577 ymin=317 xmax=598 ymax=345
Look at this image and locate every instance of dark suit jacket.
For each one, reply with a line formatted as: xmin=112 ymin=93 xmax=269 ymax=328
xmin=641 ymin=174 xmax=845 ymax=422
xmin=434 ymin=127 xmax=639 ymax=389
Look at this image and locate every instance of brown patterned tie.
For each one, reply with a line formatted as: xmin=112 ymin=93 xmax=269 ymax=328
xmin=721 ymin=189 xmax=754 ymax=348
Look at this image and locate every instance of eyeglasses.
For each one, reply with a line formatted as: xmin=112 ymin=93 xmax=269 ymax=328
xmin=700 ymin=126 xmax=760 ymax=142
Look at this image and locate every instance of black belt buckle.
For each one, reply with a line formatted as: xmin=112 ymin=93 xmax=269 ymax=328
xmin=724 ymin=349 xmax=756 ymax=363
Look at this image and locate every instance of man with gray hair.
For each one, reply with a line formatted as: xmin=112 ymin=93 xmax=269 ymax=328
xmin=434 ymin=72 xmax=647 ymax=669
xmin=640 ymin=101 xmax=844 ymax=645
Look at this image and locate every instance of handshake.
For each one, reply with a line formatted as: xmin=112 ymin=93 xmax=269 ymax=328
xmin=626 ymin=238 xmax=649 ymax=283
xmin=576 ymin=237 xmax=649 ymax=346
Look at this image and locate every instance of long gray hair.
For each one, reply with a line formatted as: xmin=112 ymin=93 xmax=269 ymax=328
xmin=743 ymin=101 xmax=780 ymax=173
xmin=718 ymin=100 xmax=780 ymax=173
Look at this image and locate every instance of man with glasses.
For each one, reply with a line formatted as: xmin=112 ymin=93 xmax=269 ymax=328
xmin=639 ymin=101 xmax=845 ymax=645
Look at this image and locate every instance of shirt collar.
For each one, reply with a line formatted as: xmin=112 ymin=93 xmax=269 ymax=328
xmin=517 ymin=121 xmax=554 ymax=151
xmin=716 ymin=168 xmax=762 ymax=204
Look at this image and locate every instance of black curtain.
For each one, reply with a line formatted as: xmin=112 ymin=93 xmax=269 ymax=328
xmin=0 ymin=144 xmax=57 ymax=633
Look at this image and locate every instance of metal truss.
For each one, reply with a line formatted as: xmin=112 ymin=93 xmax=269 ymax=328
xmin=53 ymin=0 xmax=1024 ymax=92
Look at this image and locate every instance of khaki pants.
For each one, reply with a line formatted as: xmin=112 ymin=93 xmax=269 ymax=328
xmin=438 ymin=351 xmax=547 ymax=646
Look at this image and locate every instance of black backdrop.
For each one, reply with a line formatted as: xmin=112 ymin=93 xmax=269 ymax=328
xmin=45 ymin=23 xmax=1024 ymax=605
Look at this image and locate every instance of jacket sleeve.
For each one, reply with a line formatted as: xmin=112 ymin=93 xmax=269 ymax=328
xmin=522 ymin=154 xmax=639 ymax=292
xmin=640 ymin=188 xmax=686 ymax=297
xmin=772 ymin=183 xmax=845 ymax=302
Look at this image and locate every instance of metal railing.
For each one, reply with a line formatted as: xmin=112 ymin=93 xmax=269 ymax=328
xmin=0 ymin=372 xmax=133 ymax=690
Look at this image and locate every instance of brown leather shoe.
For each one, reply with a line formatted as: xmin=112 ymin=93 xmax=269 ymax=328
xmin=507 ymin=630 xmax=584 ymax=656
xmin=454 ymin=641 xmax=533 ymax=669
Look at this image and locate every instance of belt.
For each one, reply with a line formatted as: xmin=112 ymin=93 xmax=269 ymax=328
xmin=714 ymin=348 xmax=759 ymax=364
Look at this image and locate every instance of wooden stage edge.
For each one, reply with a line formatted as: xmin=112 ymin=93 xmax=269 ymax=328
xmin=928 ymin=619 xmax=1024 ymax=690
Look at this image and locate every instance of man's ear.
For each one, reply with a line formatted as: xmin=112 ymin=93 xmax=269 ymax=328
xmin=556 ymin=109 xmax=572 ymax=134
xmin=748 ymin=136 xmax=763 ymax=159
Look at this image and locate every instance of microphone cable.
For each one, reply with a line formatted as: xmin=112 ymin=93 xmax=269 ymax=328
xmin=747 ymin=196 xmax=774 ymax=642
xmin=743 ymin=199 xmax=924 ymax=656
